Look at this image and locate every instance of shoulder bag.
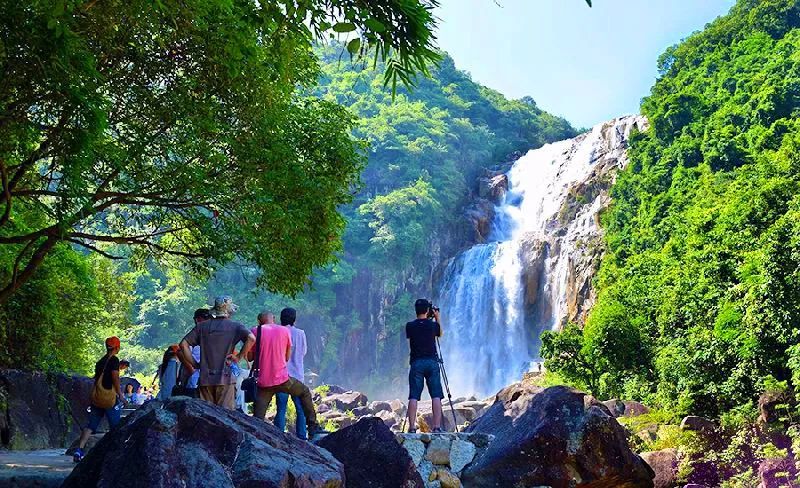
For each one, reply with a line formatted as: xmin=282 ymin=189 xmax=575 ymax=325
xmin=90 ymin=355 xmax=117 ymax=409
xmin=241 ymin=325 xmax=261 ymax=404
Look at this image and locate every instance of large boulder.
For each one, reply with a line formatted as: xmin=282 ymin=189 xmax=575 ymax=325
xmin=462 ymin=385 xmax=654 ymax=488
xmin=62 ymin=397 xmax=344 ymax=487
xmin=321 ymin=391 xmax=368 ymax=411
xmin=680 ymin=416 xmax=717 ymax=436
xmin=641 ymin=449 xmax=679 ymax=488
xmin=0 ymin=369 xmax=93 ymax=450
xmin=758 ymin=456 xmax=798 ymax=488
xmin=317 ymin=417 xmax=424 ymax=488
xmin=758 ymin=389 xmax=794 ymax=425
xmin=603 ymin=399 xmax=650 ymax=418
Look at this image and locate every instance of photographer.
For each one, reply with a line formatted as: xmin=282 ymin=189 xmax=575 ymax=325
xmin=406 ymin=298 xmax=444 ymax=433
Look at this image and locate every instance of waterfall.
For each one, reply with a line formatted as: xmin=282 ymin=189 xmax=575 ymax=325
xmin=437 ymin=115 xmax=647 ymax=397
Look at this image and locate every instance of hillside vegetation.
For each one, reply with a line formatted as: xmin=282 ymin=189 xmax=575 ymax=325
xmin=543 ymin=0 xmax=800 ymax=418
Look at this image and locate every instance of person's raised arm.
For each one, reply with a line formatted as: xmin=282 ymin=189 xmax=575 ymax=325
xmin=433 ymin=309 xmax=443 ymax=337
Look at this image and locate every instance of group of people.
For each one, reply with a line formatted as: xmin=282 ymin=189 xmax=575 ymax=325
xmin=72 ymin=295 xmax=447 ymax=462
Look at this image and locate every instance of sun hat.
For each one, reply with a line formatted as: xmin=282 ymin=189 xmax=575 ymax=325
xmin=211 ymin=295 xmax=238 ymax=317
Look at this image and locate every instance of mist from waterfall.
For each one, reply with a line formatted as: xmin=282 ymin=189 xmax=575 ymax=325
xmin=437 ymin=116 xmax=645 ymax=398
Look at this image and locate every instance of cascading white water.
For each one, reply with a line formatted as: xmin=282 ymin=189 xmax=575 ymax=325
xmin=438 ymin=115 xmax=647 ymax=397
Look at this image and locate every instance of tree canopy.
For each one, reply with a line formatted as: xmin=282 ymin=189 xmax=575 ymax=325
xmin=0 ymin=0 xmax=439 ymax=303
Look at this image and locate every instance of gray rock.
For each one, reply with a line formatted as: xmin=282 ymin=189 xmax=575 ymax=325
xmin=404 ymin=439 xmax=426 ymax=466
xmin=425 ymin=437 xmax=452 ymax=466
xmin=351 ymin=406 xmax=372 ymax=417
xmin=0 ymin=369 xmax=93 ymax=450
xmin=449 ymin=438 xmax=477 ymax=473
xmin=602 ymin=398 xmax=626 ymax=417
xmin=463 ymin=386 xmax=654 ymax=487
xmin=641 ymin=449 xmax=678 ymax=488
xmin=62 ymin=397 xmax=344 ymax=487
xmin=680 ymin=416 xmax=716 ymax=434
xmin=375 ymin=410 xmax=398 ymax=428
xmin=390 ymin=399 xmax=407 ymax=416
xmin=370 ymin=401 xmax=392 ymax=413
xmin=418 ymin=460 xmax=435 ymax=483
xmin=321 ymin=391 xmax=368 ymax=411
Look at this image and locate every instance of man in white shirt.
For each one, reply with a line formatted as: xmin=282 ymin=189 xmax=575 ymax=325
xmin=273 ymin=307 xmax=308 ymax=439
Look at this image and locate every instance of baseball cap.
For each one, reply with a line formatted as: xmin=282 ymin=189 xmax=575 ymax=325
xmin=105 ymin=336 xmax=121 ymax=350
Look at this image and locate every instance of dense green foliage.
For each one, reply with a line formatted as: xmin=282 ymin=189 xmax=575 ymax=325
xmin=0 ymin=0 xmax=441 ymax=305
xmin=0 ymin=0 xmax=440 ymax=370
xmin=543 ymin=0 xmax=800 ymax=417
xmin=122 ymin=47 xmax=574 ymax=390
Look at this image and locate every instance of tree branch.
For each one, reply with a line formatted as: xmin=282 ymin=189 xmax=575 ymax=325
xmin=66 ymin=238 xmax=124 ymax=260
xmin=0 ymin=236 xmax=58 ymax=304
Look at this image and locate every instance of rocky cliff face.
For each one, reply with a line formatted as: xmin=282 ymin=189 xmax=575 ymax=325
xmin=462 ymin=116 xmax=648 ymax=326
xmin=440 ymin=115 xmax=648 ymax=396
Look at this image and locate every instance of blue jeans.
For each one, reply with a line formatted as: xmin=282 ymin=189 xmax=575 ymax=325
xmin=86 ymin=400 xmax=121 ymax=433
xmin=408 ymin=358 xmax=444 ymax=401
xmin=274 ymin=392 xmax=307 ymax=439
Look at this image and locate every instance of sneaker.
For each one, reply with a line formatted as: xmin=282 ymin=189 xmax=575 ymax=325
xmin=432 ymin=427 xmax=445 ymax=434
xmin=407 ymin=428 xmax=417 ymax=434
xmin=72 ymin=448 xmax=84 ymax=463
xmin=307 ymin=425 xmax=330 ymax=440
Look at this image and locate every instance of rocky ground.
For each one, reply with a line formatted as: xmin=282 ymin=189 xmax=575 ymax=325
xmin=2 ymin=368 xmax=795 ymax=487
xmin=312 ymin=384 xmax=493 ymax=433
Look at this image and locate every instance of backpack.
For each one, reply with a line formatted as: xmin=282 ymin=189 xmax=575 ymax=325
xmin=90 ymin=355 xmax=117 ymax=409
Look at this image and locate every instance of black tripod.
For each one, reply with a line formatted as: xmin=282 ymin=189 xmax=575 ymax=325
xmin=436 ymin=336 xmax=459 ymax=433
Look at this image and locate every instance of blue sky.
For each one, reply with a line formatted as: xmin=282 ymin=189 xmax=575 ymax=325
xmin=434 ymin=0 xmax=736 ymax=128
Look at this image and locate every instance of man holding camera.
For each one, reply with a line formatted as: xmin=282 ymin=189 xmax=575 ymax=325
xmin=406 ymin=298 xmax=444 ymax=433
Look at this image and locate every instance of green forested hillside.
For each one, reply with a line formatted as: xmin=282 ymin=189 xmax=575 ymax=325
xmin=79 ymin=48 xmax=575 ymax=388
xmin=543 ymin=0 xmax=800 ymax=418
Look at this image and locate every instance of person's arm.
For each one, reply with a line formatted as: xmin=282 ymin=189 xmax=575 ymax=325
xmin=285 ymin=336 xmax=292 ymax=362
xmin=433 ymin=310 xmax=443 ymax=337
xmin=231 ymin=331 xmax=256 ymax=363
xmin=112 ymin=369 xmax=123 ymax=404
xmin=300 ymin=330 xmax=307 ymax=358
xmin=180 ymin=326 xmax=200 ymax=372
xmin=179 ymin=339 xmax=198 ymax=372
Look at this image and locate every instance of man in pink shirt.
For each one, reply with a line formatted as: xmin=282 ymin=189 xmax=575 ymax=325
xmin=250 ymin=311 xmax=323 ymax=438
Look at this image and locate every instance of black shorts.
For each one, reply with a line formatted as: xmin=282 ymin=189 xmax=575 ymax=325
xmin=408 ymin=358 xmax=443 ymax=401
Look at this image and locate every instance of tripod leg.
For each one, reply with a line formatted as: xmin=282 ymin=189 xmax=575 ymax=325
xmin=436 ymin=338 xmax=459 ymax=433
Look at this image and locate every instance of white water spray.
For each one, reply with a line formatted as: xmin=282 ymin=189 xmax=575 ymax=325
xmin=438 ymin=116 xmax=647 ymax=397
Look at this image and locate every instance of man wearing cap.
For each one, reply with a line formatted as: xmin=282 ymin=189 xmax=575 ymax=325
xmin=179 ymin=296 xmax=255 ymax=409
xmin=72 ymin=336 xmax=125 ymax=462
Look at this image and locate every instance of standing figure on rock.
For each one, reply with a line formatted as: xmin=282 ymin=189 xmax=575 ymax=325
xmin=156 ymin=344 xmax=180 ymax=401
xmin=179 ymin=295 xmax=255 ymax=409
xmin=72 ymin=336 xmax=125 ymax=463
xmin=250 ymin=308 xmax=326 ymax=439
xmin=176 ymin=308 xmax=211 ymax=397
xmin=406 ymin=298 xmax=444 ymax=433
xmin=273 ymin=307 xmax=309 ymax=439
